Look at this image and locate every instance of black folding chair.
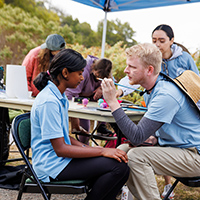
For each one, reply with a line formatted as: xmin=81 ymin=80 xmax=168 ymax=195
xmin=72 ymin=122 xmax=118 ymax=147
xmin=163 ymin=176 xmax=200 ymax=200
xmin=11 ymin=112 xmax=91 ymax=200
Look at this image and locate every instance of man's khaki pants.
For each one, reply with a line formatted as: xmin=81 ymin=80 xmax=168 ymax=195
xmin=118 ymin=144 xmax=200 ymax=200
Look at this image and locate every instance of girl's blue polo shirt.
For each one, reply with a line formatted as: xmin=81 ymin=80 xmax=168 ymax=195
xmin=144 ymin=75 xmax=200 ymax=153
xmin=31 ymin=81 xmax=72 ymax=182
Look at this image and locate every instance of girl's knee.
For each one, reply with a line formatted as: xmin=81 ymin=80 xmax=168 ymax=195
xmin=115 ymin=162 xmax=130 ymax=177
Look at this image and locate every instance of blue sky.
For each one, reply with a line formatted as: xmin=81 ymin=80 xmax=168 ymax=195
xmin=51 ymin=0 xmax=200 ymax=53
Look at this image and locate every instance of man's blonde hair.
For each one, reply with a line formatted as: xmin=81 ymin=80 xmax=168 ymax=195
xmin=125 ymin=43 xmax=162 ymax=74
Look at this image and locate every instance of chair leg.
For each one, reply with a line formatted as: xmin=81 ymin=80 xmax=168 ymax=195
xmin=24 ymin=167 xmax=49 ymax=200
xmin=90 ymin=138 xmax=99 ymax=146
xmin=17 ymin=173 xmax=27 ymax=200
xmin=103 ymin=140 xmax=109 ymax=147
xmin=36 ymin=182 xmax=50 ymax=200
xmin=163 ymin=179 xmax=179 ymax=200
xmin=47 ymin=193 xmax=51 ymax=199
xmin=90 ymin=123 xmax=101 ymax=146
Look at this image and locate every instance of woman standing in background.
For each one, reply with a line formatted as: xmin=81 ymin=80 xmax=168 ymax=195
xmin=22 ymin=34 xmax=66 ymax=97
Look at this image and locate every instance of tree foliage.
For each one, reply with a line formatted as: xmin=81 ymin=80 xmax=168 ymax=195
xmin=0 ymin=3 xmax=130 ymax=84
xmin=3 ymin=0 xmax=138 ymax=49
xmin=0 ymin=0 xmax=4 ymax=7
xmin=192 ymin=51 xmax=200 ymax=72
xmin=61 ymin=15 xmax=100 ymax=48
xmin=61 ymin=15 xmax=137 ymax=48
xmin=0 ymin=4 xmax=74 ymax=66
xmin=5 ymin=0 xmax=60 ymax=23
xmin=97 ymin=19 xmax=137 ymax=47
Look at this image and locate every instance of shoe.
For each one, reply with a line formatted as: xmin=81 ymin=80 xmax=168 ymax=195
xmin=97 ymin=124 xmax=113 ymax=136
xmin=161 ymin=184 xmax=175 ymax=199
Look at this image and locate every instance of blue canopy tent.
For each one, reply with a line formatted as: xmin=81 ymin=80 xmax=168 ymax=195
xmin=72 ymin=0 xmax=200 ymax=57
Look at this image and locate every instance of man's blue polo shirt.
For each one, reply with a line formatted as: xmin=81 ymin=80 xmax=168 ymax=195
xmin=31 ymin=81 xmax=72 ymax=182
xmin=144 ymin=74 xmax=200 ymax=152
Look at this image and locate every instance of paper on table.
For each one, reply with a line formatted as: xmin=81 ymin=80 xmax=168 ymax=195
xmin=6 ymin=65 xmax=28 ymax=99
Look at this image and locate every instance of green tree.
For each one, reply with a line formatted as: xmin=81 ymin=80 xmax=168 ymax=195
xmin=0 ymin=4 xmax=74 ymax=66
xmin=61 ymin=15 xmax=99 ymax=48
xmin=97 ymin=18 xmax=137 ymax=47
xmin=4 ymin=0 xmax=60 ymax=23
xmin=37 ymin=1 xmax=138 ymax=48
xmin=75 ymin=22 xmax=99 ymax=48
xmin=5 ymin=0 xmax=36 ymax=12
xmin=60 ymin=15 xmax=80 ymax=29
xmin=0 ymin=0 xmax=4 ymax=7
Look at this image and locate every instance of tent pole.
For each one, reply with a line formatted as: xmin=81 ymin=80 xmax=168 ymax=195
xmin=101 ymin=11 xmax=107 ymax=58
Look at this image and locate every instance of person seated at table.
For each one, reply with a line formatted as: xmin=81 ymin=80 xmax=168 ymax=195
xmin=22 ymin=34 xmax=66 ymax=97
xmin=32 ymin=48 xmax=129 ymax=200
xmin=101 ymin=43 xmax=200 ymax=200
xmin=65 ymin=56 xmax=113 ymax=144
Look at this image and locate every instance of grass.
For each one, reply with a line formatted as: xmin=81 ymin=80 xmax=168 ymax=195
xmin=6 ymin=120 xmax=200 ymax=200
xmin=156 ymin=175 xmax=200 ymax=200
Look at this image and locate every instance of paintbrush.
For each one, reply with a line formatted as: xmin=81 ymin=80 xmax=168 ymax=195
xmin=97 ymin=78 xmax=142 ymax=92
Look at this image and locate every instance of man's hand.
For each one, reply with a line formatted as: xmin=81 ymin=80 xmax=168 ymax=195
xmin=101 ymin=78 xmax=120 ymax=112
xmin=144 ymin=136 xmax=157 ymax=145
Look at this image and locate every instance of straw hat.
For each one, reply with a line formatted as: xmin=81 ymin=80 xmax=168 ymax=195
xmin=161 ymin=70 xmax=200 ymax=113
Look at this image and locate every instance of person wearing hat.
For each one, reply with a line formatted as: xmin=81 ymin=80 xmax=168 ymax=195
xmin=115 ymin=24 xmax=199 ymax=198
xmin=22 ymin=34 xmax=66 ymax=97
xmin=152 ymin=24 xmax=200 ymax=199
xmin=101 ymin=43 xmax=200 ymax=200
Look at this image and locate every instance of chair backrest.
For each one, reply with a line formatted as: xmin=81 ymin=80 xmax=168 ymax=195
xmin=11 ymin=112 xmax=31 ymax=154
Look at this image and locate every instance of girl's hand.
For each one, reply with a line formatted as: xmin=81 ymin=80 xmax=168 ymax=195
xmin=116 ymin=89 xmax=123 ymax=98
xmin=93 ymin=86 xmax=102 ymax=100
xmin=101 ymin=148 xmax=128 ymax=163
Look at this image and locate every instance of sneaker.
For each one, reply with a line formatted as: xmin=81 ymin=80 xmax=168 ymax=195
xmin=97 ymin=124 xmax=113 ymax=136
xmin=161 ymin=184 xmax=175 ymax=199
